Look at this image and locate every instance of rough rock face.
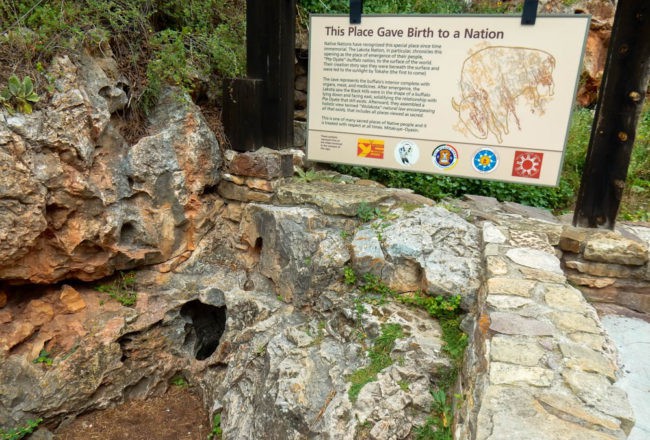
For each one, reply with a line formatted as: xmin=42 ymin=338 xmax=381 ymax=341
xmin=351 ymin=206 xmax=481 ymax=308
xmin=0 ymin=205 xmax=454 ymax=439
xmin=0 ymin=51 xmax=221 ymax=284
xmin=537 ymin=0 xmax=616 ymax=107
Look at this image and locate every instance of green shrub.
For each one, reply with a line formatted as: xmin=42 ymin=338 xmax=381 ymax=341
xmin=0 ymin=0 xmax=246 ymax=112
xmin=0 ymin=419 xmax=42 ymax=440
xmin=32 ymin=349 xmax=53 ymax=366
xmin=208 ymin=413 xmax=223 ymax=440
xmin=298 ymin=0 xmax=467 ymax=14
xmin=95 ymin=271 xmax=138 ymax=307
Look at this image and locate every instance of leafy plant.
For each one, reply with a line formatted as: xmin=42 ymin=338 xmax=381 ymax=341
xmin=359 ymin=273 xmax=393 ymax=303
xmin=398 ymin=292 xmax=461 ymax=320
xmin=344 ymin=266 xmax=357 ymax=285
xmin=347 ymin=323 xmax=404 ymax=402
xmin=207 ymin=413 xmax=222 ymax=440
xmin=95 ymin=271 xmax=137 ymax=307
xmin=32 ymin=349 xmax=53 ymax=366
xmin=0 ymin=75 xmax=40 ymax=114
xmin=170 ymin=375 xmax=188 ymax=388
xmin=414 ymin=389 xmax=453 ymax=440
xmin=295 ymin=168 xmax=318 ymax=182
xmin=356 ymin=202 xmax=383 ymax=222
xmin=0 ymin=418 xmax=42 ymax=440
xmin=298 ymin=0 xmax=467 ymax=15
xmin=397 ymin=292 xmax=467 ymax=365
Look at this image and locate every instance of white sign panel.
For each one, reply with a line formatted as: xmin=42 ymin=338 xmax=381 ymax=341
xmin=307 ymin=15 xmax=590 ymax=186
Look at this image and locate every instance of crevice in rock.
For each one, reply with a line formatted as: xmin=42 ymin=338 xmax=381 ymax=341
xmin=118 ymin=333 xmax=134 ymax=362
xmin=201 ymin=184 xmax=219 ymax=195
xmin=118 ymin=222 xmax=138 ymax=246
xmin=254 ymin=237 xmax=263 ymax=253
xmin=180 ymin=300 xmax=227 ymax=361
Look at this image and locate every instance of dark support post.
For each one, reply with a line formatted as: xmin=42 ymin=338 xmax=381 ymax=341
xmin=247 ymin=0 xmax=295 ymax=149
xmin=222 ymin=0 xmax=295 ymax=151
xmin=222 ymin=78 xmax=264 ymax=151
xmin=573 ymin=0 xmax=650 ymax=229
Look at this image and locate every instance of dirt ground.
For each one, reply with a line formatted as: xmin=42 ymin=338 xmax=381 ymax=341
xmin=54 ymin=386 xmax=212 ymax=440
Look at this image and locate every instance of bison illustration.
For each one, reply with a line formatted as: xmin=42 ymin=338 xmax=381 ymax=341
xmin=452 ymin=46 xmax=556 ymax=144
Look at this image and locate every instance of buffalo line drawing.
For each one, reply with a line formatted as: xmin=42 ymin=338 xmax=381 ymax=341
xmin=452 ymin=46 xmax=556 ymax=144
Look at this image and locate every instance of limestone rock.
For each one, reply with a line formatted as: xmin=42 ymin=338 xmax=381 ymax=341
xmin=275 ymin=180 xmax=392 ymax=216
xmin=563 ymin=369 xmax=634 ymax=433
xmin=380 ymin=206 xmax=481 ymax=305
xmin=489 ymin=362 xmax=554 ymax=387
xmin=217 ymin=181 xmax=273 ymax=203
xmin=489 ymin=312 xmax=555 ymax=336
xmin=240 ymin=204 xmax=353 ymax=307
xmin=487 ymin=277 xmax=536 ymax=297
xmin=0 ymin=53 xmax=221 ymax=284
xmin=482 ymin=222 xmax=506 ymax=244
xmin=583 ymin=234 xmax=648 ymax=266
xmin=59 ymin=285 xmax=86 ymax=313
xmin=564 ymin=255 xmax=647 ymax=279
xmin=475 ymin=385 xmax=622 ymax=440
xmin=506 ymin=247 xmax=563 ymax=274
xmin=490 ymin=335 xmax=546 ymax=366
xmin=548 ymin=311 xmax=601 ymax=335
xmin=559 ymin=342 xmax=616 ymax=379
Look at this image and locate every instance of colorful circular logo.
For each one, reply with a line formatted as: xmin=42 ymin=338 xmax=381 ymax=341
xmin=394 ymin=140 xmax=420 ymax=166
xmin=472 ymin=148 xmax=499 ymax=173
xmin=432 ymin=144 xmax=459 ymax=170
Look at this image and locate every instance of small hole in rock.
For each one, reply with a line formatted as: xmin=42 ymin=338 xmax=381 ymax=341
xmin=119 ymin=222 xmax=138 ymax=246
xmin=180 ymin=300 xmax=227 ymax=361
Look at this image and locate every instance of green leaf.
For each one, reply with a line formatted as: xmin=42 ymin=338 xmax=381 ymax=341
xmin=8 ymin=75 xmax=21 ymax=96
xmin=26 ymin=92 xmax=40 ymax=103
xmin=19 ymin=101 xmax=33 ymax=114
xmin=22 ymin=76 xmax=34 ymax=96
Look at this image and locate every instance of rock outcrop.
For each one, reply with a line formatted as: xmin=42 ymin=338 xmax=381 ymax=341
xmin=0 ymin=191 xmax=463 ymax=439
xmin=0 ymin=51 xmax=221 ymax=284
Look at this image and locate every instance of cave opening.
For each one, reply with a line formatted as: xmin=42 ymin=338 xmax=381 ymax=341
xmin=180 ymin=300 xmax=227 ymax=361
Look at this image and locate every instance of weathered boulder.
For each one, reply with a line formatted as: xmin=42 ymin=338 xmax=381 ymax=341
xmin=239 ymin=203 xmax=355 ymax=307
xmin=351 ymin=206 xmax=482 ymax=309
xmin=0 ymin=52 xmax=221 ymax=284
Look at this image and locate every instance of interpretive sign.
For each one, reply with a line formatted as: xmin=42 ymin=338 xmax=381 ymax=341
xmin=306 ymin=15 xmax=590 ymax=186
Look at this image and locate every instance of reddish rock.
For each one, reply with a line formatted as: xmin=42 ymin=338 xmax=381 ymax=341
xmin=0 ymin=290 xmax=7 ymax=308
xmin=0 ymin=310 xmax=12 ymax=324
xmin=575 ymin=1 xmax=615 ymax=107
xmin=1 ymin=321 xmax=35 ymax=352
xmin=25 ymin=299 xmax=55 ymax=327
xmin=60 ymin=285 xmax=87 ymax=313
xmin=0 ymin=53 xmax=221 ymax=285
xmin=228 ymin=149 xmax=293 ymax=179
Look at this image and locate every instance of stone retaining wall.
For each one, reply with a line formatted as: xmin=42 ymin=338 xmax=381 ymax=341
xmin=450 ymin=197 xmax=639 ymax=439
xmin=559 ymin=225 xmax=650 ymax=314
